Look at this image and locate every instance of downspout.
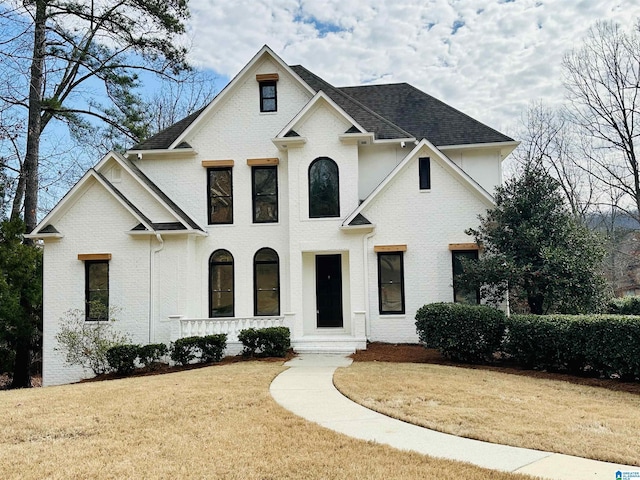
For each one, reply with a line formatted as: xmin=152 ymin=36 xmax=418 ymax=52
xmin=363 ymin=230 xmax=375 ymax=338
xmin=149 ymin=233 xmax=164 ymax=343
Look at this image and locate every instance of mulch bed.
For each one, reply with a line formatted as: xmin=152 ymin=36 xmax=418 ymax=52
xmin=351 ymin=342 xmax=640 ymax=395
xmin=3 ymin=344 xmax=639 ymax=395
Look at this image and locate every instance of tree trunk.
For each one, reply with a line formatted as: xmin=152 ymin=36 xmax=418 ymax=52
xmin=10 ymin=337 xmax=32 ymax=389
xmin=10 ymin=172 xmax=25 ymax=221
xmin=23 ymin=0 xmax=47 ymax=233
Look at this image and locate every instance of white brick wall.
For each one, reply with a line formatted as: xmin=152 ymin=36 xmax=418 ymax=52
xmin=40 ymin=53 xmax=503 ymax=384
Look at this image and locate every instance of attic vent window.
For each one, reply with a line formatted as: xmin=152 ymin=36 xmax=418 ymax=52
xmin=257 ymin=73 xmax=279 ymax=113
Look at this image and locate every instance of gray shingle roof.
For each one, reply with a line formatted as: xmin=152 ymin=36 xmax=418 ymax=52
xmin=290 ymin=65 xmax=412 ymax=140
xmin=128 ymin=62 xmax=513 ymax=152
xmin=339 ymin=83 xmax=513 ymax=146
xmin=131 ymin=107 xmax=205 ymax=151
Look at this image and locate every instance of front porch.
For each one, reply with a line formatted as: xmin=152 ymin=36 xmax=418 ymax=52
xmin=169 ymin=312 xmax=367 ymax=356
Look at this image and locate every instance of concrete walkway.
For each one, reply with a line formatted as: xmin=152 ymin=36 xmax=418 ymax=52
xmin=269 ymin=354 xmax=640 ymax=480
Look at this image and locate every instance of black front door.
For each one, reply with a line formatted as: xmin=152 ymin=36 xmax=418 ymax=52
xmin=315 ymin=254 xmax=343 ymax=328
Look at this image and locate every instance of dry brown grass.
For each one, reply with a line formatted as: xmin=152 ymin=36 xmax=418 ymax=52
xmin=333 ymin=361 xmax=640 ymax=466
xmin=0 ymin=361 xmax=535 ymax=480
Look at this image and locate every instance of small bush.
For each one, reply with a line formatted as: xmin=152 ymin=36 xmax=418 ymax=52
xmin=415 ymin=303 xmax=506 ymax=363
xmin=606 ymin=296 xmax=640 ymax=315
xmin=238 ymin=327 xmax=290 ymax=357
xmin=138 ymin=343 xmax=168 ymax=368
xmin=170 ymin=336 xmax=200 ymax=366
xmin=197 ymin=334 xmax=227 ymax=363
xmin=106 ymin=344 xmax=140 ymax=375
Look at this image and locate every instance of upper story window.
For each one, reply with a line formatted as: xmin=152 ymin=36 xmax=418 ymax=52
xmin=256 ymin=73 xmax=279 ymax=112
xmin=252 ymin=166 xmax=278 ymax=223
xmin=260 ymin=81 xmax=277 ymax=112
xmin=79 ymin=254 xmax=111 ymax=321
xmin=210 ymin=249 xmax=234 ymax=317
xmin=309 ymin=157 xmax=340 ymax=218
xmin=419 ymin=157 xmax=431 ymax=190
xmin=208 ymin=167 xmax=233 ymax=224
xmin=254 ymin=248 xmax=280 ymax=316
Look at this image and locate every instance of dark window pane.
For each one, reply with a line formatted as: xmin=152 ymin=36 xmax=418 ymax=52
xmin=262 ymin=85 xmax=276 ymax=97
xmin=452 ymin=250 xmax=479 ymax=305
xmin=256 ymin=263 xmax=278 ymax=289
xmin=86 ymin=261 xmax=109 ymax=321
xmin=254 ymin=248 xmax=279 ymax=316
xmin=260 ymin=81 xmax=277 ymax=112
xmin=380 ymin=284 xmax=403 ymax=313
xmin=253 ymin=167 xmax=278 ymax=223
xmin=419 ymin=157 xmax=431 ymax=190
xmin=309 ymin=158 xmax=340 ymax=218
xmin=256 ymin=290 xmax=279 ymax=316
xmin=377 ymin=252 xmax=405 ymax=314
xmin=210 ymin=250 xmax=234 ymax=317
xmin=379 ymin=255 xmax=402 ymax=284
xmin=208 ymin=168 xmax=233 ymax=224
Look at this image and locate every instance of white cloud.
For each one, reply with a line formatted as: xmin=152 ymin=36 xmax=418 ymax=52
xmin=187 ymin=0 xmax=640 ymax=136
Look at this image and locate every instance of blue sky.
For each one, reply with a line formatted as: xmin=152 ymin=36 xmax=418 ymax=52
xmin=185 ymin=0 xmax=639 ymax=136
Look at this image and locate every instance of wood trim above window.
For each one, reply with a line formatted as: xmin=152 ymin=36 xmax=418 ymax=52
xmin=256 ymin=73 xmax=279 ymax=82
xmin=247 ymin=157 xmax=279 ymax=166
xmin=448 ymin=243 xmax=480 ymax=251
xmin=374 ymin=244 xmax=407 ymax=253
xmin=202 ymin=160 xmax=234 ymax=168
xmin=78 ymin=253 xmax=112 ymax=261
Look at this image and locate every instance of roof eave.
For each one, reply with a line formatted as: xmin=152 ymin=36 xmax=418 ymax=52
xmin=438 ymin=140 xmax=520 ymax=159
xmin=272 ymin=136 xmax=308 ymax=151
xmin=128 ymin=229 xmax=208 ymax=237
xmin=125 ymin=148 xmax=197 ymax=160
xmin=23 ymin=232 xmax=64 ymax=239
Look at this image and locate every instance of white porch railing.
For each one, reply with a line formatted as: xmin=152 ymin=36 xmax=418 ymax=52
xmin=172 ymin=316 xmax=287 ymax=343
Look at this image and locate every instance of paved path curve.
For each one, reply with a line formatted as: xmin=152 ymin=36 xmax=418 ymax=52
xmin=269 ymin=354 xmax=640 ymax=480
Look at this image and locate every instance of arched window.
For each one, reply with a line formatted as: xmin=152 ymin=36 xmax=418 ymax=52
xmin=254 ymin=248 xmax=280 ymax=316
xmin=209 ymin=249 xmax=234 ymax=317
xmin=309 ymin=157 xmax=340 ymax=218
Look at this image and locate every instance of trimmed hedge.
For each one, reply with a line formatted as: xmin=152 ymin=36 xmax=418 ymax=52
xmin=607 ymin=296 xmax=640 ymax=315
xmin=414 ymin=303 xmax=640 ymax=381
xmin=106 ymin=344 xmax=140 ymax=375
xmin=415 ymin=303 xmax=506 ymax=363
xmin=238 ymin=327 xmax=290 ymax=357
xmin=505 ymin=314 xmax=640 ymax=380
xmin=170 ymin=335 xmax=227 ymax=366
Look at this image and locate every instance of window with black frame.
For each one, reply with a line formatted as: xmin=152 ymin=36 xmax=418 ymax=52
xmin=259 ymin=81 xmax=277 ymax=112
xmin=208 ymin=167 xmax=233 ymax=224
xmin=309 ymin=157 xmax=340 ymax=218
xmin=209 ymin=249 xmax=234 ymax=317
xmin=252 ymin=166 xmax=278 ymax=223
xmin=452 ymin=250 xmax=480 ymax=304
xmin=254 ymin=248 xmax=280 ymax=316
xmin=377 ymin=252 xmax=405 ymax=314
xmin=85 ymin=260 xmax=109 ymax=321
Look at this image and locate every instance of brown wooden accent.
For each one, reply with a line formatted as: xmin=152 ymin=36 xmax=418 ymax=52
xmin=247 ymin=157 xmax=279 ymax=166
xmin=448 ymin=243 xmax=480 ymax=251
xmin=78 ymin=253 xmax=112 ymax=261
xmin=256 ymin=73 xmax=279 ymax=82
xmin=201 ymin=160 xmax=234 ymax=168
xmin=374 ymin=244 xmax=407 ymax=253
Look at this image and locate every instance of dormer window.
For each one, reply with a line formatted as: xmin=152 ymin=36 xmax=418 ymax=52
xmin=257 ymin=73 xmax=279 ymax=112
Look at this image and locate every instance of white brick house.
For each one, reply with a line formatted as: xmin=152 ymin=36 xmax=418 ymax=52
xmin=29 ymin=46 xmax=517 ymax=385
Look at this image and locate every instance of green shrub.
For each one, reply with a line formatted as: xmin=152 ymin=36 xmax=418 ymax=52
xmin=138 ymin=343 xmax=168 ymax=368
xmin=504 ymin=314 xmax=640 ymax=379
xmin=238 ymin=327 xmax=290 ymax=357
xmin=106 ymin=344 xmax=140 ymax=375
xmin=415 ymin=303 xmax=506 ymax=363
xmin=170 ymin=336 xmax=200 ymax=366
xmin=197 ymin=334 xmax=227 ymax=363
xmin=606 ymin=297 xmax=640 ymax=315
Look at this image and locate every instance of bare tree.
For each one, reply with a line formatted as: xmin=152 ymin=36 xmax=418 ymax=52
xmin=511 ymin=101 xmax=595 ymax=221
xmin=563 ymin=20 xmax=640 ymax=222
